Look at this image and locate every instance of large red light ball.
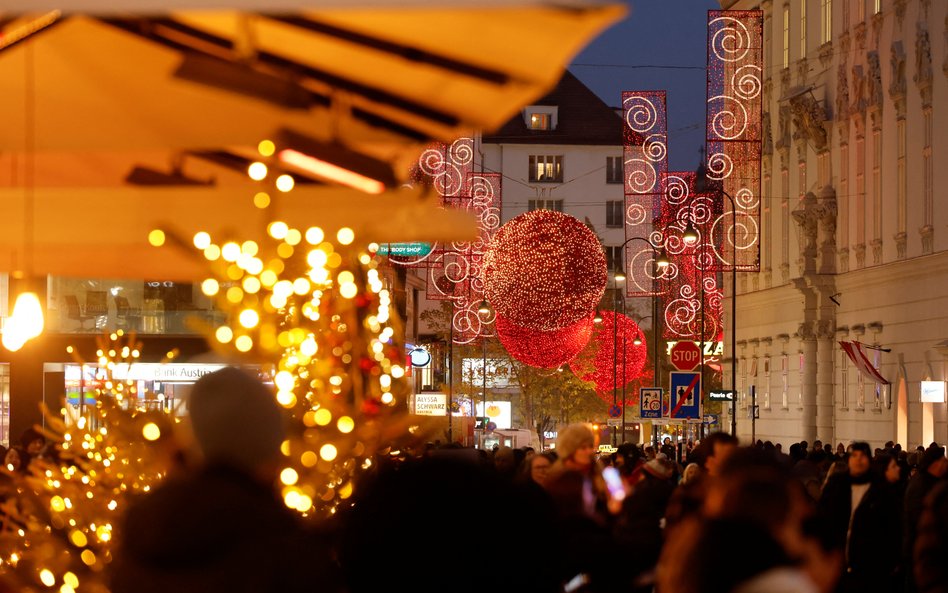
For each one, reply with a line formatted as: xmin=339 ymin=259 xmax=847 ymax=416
xmin=495 ymin=312 xmax=594 ymax=369
xmin=570 ymin=311 xmax=647 ymax=396
xmin=482 ymin=210 xmax=607 ymax=331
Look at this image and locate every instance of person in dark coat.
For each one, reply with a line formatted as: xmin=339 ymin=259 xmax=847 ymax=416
xmin=111 ymin=367 xmax=340 ymax=593
xmin=818 ymin=442 xmax=900 ymax=593
xmin=613 ymin=457 xmax=676 ymax=592
xmin=904 ymin=444 xmax=947 ymax=593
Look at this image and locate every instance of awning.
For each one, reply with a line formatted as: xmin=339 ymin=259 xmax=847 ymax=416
xmin=0 ymin=4 xmax=623 ymax=278
xmin=0 ymin=185 xmax=479 ymax=281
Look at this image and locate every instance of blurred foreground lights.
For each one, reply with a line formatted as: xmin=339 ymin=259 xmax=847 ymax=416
xmin=2 ymin=292 xmax=44 ymax=352
xmin=339 ymin=283 xmax=358 ymax=299
xmin=142 ymin=423 xmax=161 ymax=441
xmin=257 ymin=139 xmax=275 ymax=157
xmin=201 ymin=279 xmax=220 ymax=296
xmin=215 ymin=326 xmax=233 ymax=344
xmin=275 ymin=174 xmax=295 ymax=192
xmin=336 ymin=227 xmax=355 ymax=245
xmin=268 ymin=221 xmax=289 ymax=240
xmin=319 ymin=444 xmax=338 ymax=461
xmin=193 ymin=232 xmax=211 ymax=249
xmin=147 ymin=229 xmax=165 ymax=247
xmin=337 ymin=416 xmax=355 ymax=433
xmin=280 ymin=467 xmax=299 ymax=486
xmin=238 ymin=309 xmax=260 ymax=329
xmin=40 ymin=569 xmax=55 ymax=587
xmin=305 ymin=227 xmax=325 ymax=244
xmin=248 ymin=162 xmax=268 ymax=181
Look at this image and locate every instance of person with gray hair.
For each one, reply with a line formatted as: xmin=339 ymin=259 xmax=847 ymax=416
xmin=112 ymin=367 xmax=340 ymax=593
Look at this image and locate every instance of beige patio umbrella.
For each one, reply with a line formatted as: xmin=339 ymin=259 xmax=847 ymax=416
xmin=0 ymin=2 xmax=624 ymax=279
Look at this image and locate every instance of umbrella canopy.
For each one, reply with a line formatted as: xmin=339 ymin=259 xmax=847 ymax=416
xmin=0 ymin=4 xmax=623 ymax=279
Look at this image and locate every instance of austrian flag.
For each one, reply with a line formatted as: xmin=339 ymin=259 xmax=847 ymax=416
xmin=839 ymin=341 xmax=890 ymax=385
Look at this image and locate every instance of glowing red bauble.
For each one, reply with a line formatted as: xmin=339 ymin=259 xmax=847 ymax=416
xmin=495 ymin=312 xmax=594 ymax=369
xmin=482 ymin=210 xmax=607 ymax=331
xmin=570 ymin=311 xmax=648 ymax=397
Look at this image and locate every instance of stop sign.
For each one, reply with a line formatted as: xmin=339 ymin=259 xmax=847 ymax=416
xmin=670 ymin=341 xmax=701 ymax=371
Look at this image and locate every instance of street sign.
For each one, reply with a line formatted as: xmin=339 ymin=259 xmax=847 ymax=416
xmin=606 ymin=418 xmax=622 ymax=427
xmin=669 ymin=341 xmax=701 ymax=371
xmin=748 ymin=405 xmax=760 ymax=419
xmin=709 ymin=389 xmax=735 ymax=401
xmin=669 ymin=372 xmax=701 ymax=419
xmin=608 ymin=404 xmax=621 ymax=418
xmin=639 ymin=387 xmax=662 ymax=419
xmin=376 ymin=242 xmax=433 ymax=257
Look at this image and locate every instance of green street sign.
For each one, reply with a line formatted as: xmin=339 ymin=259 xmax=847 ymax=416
xmin=377 ymin=242 xmax=433 ymax=257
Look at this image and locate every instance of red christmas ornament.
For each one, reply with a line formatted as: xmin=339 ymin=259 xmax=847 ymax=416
xmin=570 ymin=311 xmax=648 ymax=397
xmin=495 ymin=312 xmax=594 ymax=369
xmin=482 ymin=210 xmax=607 ymax=331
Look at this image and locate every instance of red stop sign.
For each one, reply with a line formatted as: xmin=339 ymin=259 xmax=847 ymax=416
xmin=670 ymin=341 xmax=702 ymax=371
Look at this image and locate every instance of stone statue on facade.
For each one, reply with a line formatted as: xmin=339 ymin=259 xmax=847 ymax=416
xmin=868 ymin=51 xmax=883 ymax=108
xmin=836 ymin=64 xmax=849 ymax=121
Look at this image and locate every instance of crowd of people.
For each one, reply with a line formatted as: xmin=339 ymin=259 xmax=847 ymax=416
xmin=3 ymin=367 xmax=947 ymax=593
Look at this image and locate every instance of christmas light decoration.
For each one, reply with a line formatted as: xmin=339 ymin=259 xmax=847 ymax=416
xmin=495 ymin=312 xmax=594 ymax=369
xmin=390 ymin=137 xmax=502 ymax=344
xmin=705 ymin=10 xmax=763 ymax=271
xmin=0 ymin=332 xmax=175 ymax=591
xmin=656 ymin=171 xmax=724 ymax=341
xmin=570 ymin=311 xmax=647 ymax=399
xmin=482 ymin=210 xmax=607 ymax=332
xmin=622 ymin=90 xmax=669 ymax=297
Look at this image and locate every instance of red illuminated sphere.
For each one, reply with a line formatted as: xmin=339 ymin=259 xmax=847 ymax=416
xmin=482 ymin=210 xmax=607 ymax=331
xmin=570 ymin=311 xmax=647 ymax=396
xmin=495 ymin=312 xmax=594 ymax=369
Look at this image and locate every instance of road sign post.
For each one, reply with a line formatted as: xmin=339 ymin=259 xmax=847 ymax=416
xmin=640 ymin=387 xmax=662 ymax=420
xmin=669 ymin=372 xmax=702 ymax=420
xmin=669 ymin=341 xmax=701 ymax=372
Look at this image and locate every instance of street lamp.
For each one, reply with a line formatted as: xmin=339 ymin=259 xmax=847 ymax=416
xmin=477 ymin=302 xmax=491 ymax=448
xmin=613 ymin=236 xmax=667 ymax=446
xmin=695 ymin=166 xmax=740 ymax=437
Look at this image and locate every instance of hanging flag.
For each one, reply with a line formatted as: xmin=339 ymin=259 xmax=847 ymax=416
xmin=839 ymin=341 xmax=890 ymax=385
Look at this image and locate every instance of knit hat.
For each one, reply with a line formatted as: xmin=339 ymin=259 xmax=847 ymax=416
xmin=643 ymin=457 xmax=674 ymax=480
xmin=188 ymin=367 xmax=285 ymax=472
xmin=555 ymin=423 xmax=595 ymax=461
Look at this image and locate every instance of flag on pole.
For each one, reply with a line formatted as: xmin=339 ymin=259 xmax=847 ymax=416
xmin=839 ymin=341 xmax=889 ymax=385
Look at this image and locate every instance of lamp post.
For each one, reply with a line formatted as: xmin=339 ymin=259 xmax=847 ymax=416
xmin=478 ymin=300 xmax=490 ymax=448
xmin=613 ymin=236 xmax=668 ymax=446
xmin=695 ymin=168 xmax=740 ymax=437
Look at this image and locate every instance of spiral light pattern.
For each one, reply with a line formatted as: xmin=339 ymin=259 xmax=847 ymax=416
xmin=705 ymin=10 xmax=763 ymax=273
xmin=622 ymin=91 xmax=668 ymax=297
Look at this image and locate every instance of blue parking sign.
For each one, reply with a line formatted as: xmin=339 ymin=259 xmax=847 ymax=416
xmin=669 ymin=372 xmax=701 ymax=419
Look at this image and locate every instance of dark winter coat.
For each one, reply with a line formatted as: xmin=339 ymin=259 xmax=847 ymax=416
xmin=818 ymin=472 xmax=901 ymax=593
xmin=111 ymin=464 xmax=339 ymax=593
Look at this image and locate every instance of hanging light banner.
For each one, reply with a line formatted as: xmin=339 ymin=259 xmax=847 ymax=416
xmin=705 ymin=9 xmax=764 ymax=272
xmin=622 ymin=90 xmax=668 ymax=297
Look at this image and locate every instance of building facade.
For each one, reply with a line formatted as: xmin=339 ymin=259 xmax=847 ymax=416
xmin=721 ymin=0 xmax=948 ymax=447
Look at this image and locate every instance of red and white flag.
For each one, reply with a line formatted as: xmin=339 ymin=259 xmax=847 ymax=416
xmin=839 ymin=341 xmax=889 ymax=385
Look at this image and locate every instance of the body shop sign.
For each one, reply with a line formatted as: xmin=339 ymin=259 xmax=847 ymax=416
xmin=413 ymin=393 xmax=447 ymax=416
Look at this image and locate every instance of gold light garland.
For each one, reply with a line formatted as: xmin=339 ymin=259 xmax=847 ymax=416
xmin=0 ymin=331 xmax=176 ymax=593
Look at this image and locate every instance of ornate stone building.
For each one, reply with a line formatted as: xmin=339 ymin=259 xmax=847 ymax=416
xmin=721 ymin=0 xmax=948 ymax=447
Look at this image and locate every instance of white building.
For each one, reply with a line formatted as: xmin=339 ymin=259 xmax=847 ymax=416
xmin=720 ymin=0 xmax=948 ymax=448
xmin=412 ymin=72 xmax=655 ymax=429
